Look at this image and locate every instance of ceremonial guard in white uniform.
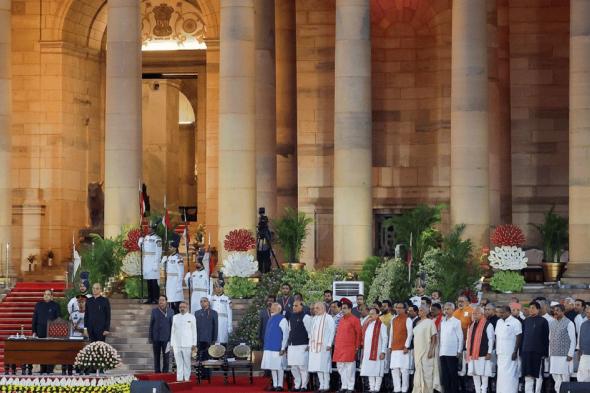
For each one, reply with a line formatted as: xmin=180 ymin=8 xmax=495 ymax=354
xmin=184 ymin=251 xmax=211 ymax=314
xmin=139 ymin=225 xmax=163 ymax=304
xmin=210 ymin=281 xmax=232 ymax=344
xmin=162 ymin=237 xmax=184 ymax=313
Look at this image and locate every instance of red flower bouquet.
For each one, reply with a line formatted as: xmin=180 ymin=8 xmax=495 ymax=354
xmin=224 ymin=229 xmax=256 ymax=252
xmin=490 ymin=224 xmax=525 ymax=247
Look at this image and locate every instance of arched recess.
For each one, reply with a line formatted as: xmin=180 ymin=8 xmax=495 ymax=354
xmin=371 ymin=0 xmax=452 ymax=212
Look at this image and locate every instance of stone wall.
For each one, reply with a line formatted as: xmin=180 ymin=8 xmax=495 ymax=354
xmin=509 ymin=0 xmax=570 ymax=244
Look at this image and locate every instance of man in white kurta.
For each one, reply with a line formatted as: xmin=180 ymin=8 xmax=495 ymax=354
xmin=466 ymin=307 xmax=495 ymax=393
xmin=261 ymin=303 xmax=290 ymax=390
xmin=139 ymin=227 xmax=163 ymax=304
xmin=308 ymin=301 xmax=336 ymax=392
xmin=170 ymin=301 xmax=197 ymax=382
xmin=287 ymin=300 xmax=313 ymax=391
xmin=549 ymin=304 xmax=575 ymax=393
xmin=389 ymin=302 xmax=414 ymax=393
xmin=210 ymin=281 xmax=232 ymax=344
xmin=577 ymin=306 xmax=590 ymax=382
xmin=184 ymin=257 xmax=210 ymax=314
xmin=439 ymin=302 xmax=464 ymax=393
xmin=495 ymin=305 xmax=522 ymax=393
xmin=162 ymin=240 xmax=184 ymax=313
xmin=361 ymin=308 xmax=389 ymax=393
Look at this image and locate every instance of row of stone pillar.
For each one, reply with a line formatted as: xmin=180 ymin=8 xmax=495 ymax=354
xmin=0 ymin=0 xmax=589 ymax=271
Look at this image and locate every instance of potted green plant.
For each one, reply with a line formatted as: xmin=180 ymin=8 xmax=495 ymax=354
xmin=531 ymin=207 xmax=568 ymax=282
xmin=272 ymin=207 xmax=313 ymax=270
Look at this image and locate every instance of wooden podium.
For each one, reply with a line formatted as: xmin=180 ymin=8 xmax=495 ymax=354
xmin=4 ymin=338 xmax=88 ymax=375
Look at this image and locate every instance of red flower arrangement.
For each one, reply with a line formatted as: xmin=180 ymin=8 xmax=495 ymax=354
xmin=490 ymin=224 xmax=526 ymax=247
xmin=123 ymin=228 xmax=145 ymax=252
xmin=224 ymin=229 xmax=256 ymax=252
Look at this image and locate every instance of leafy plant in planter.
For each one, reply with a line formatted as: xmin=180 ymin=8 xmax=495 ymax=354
xmin=490 ymin=270 xmax=525 ymax=293
xmin=531 ymin=206 xmax=568 ymax=263
xmin=272 ymin=208 xmax=313 ymax=264
xmin=359 ymin=256 xmax=382 ymax=292
xmin=368 ymin=258 xmax=413 ymax=304
xmin=224 ymin=277 xmax=257 ymax=299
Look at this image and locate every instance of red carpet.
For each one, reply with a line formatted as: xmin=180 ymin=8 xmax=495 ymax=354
xmin=136 ymin=373 xmax=270 ymax=393
xmin=0 ymin=281 xmax=66 ymax=368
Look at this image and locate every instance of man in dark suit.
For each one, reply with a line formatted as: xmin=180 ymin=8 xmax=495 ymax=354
xmin=195 ymin=297 xmax=218 ymax=379
xmin=32 ymin=289 xmax=60 ymax=373
xmin=149 ymin=295 xmax=174 ymax=373
xmin=84 ymin=283 xmax=111 ymax=342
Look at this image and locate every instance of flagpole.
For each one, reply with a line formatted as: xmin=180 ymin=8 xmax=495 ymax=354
xmin=139 ymin=179 xmax=144 ymax=303
xmin=163 ymin=194 xmax=168 ymax=294
xmin=184 ymin=210 xmax=191 ymax=311
xmin=408 ymin=232 xmax=413 ymax=284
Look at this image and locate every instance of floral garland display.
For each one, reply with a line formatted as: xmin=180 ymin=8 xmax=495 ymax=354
xmin=488 ymin=224 xmax=527 ymax=292
xmin=120 ymin=251 xmax=141 ymax=276
xmin=223 ymin=229 xmax=256 ymax=252
xmin=0 ymin=375 xmax=134 ymax=392
xmin=122 ymin=228 xmax=143 ymax=252
xmin=74 ymin=342 xmax=121 ymax=372
xmin=488 ymin=224 xmax=528 ymax=271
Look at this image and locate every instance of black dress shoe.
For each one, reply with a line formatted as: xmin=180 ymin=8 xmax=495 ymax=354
xmin=273 ymin=388 xmax=284 ymax=392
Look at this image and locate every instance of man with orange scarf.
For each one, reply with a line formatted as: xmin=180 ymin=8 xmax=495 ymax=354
xmin=333 ymin=298 xmax=362 ymax=393
xmin=360 ymin=307 xmax=388 ymax=393
xmin=388 ymin=302 xmax=414 ymax=393
xmin=465 ymin=307 xmax=495 ymax=393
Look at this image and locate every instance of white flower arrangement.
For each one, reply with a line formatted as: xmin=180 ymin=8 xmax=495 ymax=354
xmin=488 ymin=246 xmax=528 ymax=271
xmin=121 ymin=251 xmax=141 ymax=276
xmin=221 ymin=252 xmax=258 ymax=277
xmin=0 ymin=374 xmax=135 ymax=387
xmin=74 ymin=341 xmax=121 ymax=371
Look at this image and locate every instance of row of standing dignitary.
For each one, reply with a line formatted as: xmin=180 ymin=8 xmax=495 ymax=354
xmin=149 ymin=295 xmax=221 ymax=382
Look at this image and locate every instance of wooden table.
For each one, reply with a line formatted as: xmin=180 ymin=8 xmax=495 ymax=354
xmin=4 ymin=338 xmax=88 ymax=375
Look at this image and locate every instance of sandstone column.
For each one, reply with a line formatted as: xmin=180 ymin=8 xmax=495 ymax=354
xmin=205 ymin=39 xmax=220 ymax=247
xmin=451 ymin=0 xmax=489 ymax=245
xmin=104 ymin=0 xmax=142 ymax=238
xmin=219 ymin=0 xmax=256 ymax=254
xmin=275 ymin=0 xmax=298 ymax=214
xmin=565 ymin=0 xmax=590 ymax=280
xmin=333 ymin=0 xmax=372 ymax=269
xmin=0 ymin=0 xmax=10 ymax=268
xmin=255 ymin=0 xmax=277 ymax=219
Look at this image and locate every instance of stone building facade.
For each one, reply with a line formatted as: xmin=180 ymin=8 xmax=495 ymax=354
xmin=0 ymin=0 xmax=588 ymax=278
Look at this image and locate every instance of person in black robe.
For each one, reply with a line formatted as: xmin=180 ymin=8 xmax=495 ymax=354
xmin=32 ymin=289 xmax=60 ymax=373
xmin=521 ymin=301 xmax=549 ymax=393
xmin=84 ymin=283 xmax=111 ymax=342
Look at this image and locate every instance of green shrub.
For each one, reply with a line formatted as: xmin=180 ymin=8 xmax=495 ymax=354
xmin=359 ymin=256 xmax=382 ymax=292
xmin=225 ymin=277 xmax=257 ymax=299
xmin=79 ymin=233 xmax=126 ymax=288
xmin=123 ymin=276 xmax=148 ymax=299
xmin=368 ymin=258 xmax=412 ymax=304
xmin=302 ymin=267 xmax=348 ymax=303
xmin=490 ymin=271 xmax=525 ymax=293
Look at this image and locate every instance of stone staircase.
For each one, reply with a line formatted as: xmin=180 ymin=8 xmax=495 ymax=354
xmin=108 ymin=296 xmax=254 ymax=373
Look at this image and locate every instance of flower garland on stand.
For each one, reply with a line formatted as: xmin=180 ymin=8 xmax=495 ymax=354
xmin=0 ymin=375 xmax=134 ymax=392
xmin=74 ymin=341 xmax=121 ymax=375
xmin=488 ymin=224 xmax=527 ymax=292
xmin=221 ymin=229 xmax=259 ymax=299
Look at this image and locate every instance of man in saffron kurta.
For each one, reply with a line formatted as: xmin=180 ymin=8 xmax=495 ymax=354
xmin=333 ymin=298 xmax=362 ymax=393
xmin=261 ymin=303 xmax=290 ymax=391
xmin=389 ymin=302 xmax=414 ymax=393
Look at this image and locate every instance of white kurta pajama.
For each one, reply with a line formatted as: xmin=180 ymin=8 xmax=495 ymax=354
xmin=495 ymin=316 xmax=522 ymax=393
xmin=184 ymin=266 xmax=210 ymax=314
xmin=361 ymin=320 xmax=389 ymax=392
xmin=170 ymin=312 xmax=197 ymax=382
xmin=466 ymin=321 xmax=495 ymax=393
xmin=287 ymin=314 xmax=313 ymax=390
xmin=549 ymin=317 xmax=575 ymax=393
xmin=308 ymin=313 xmax=336 ymax=391
xmin=163 ymin=253 xmax=184 ymax=303
xmin=389 ymin=316 xmax=414 ymax=393
xmin=210 ymin=294 xmax=232 ymax=343
xmin=261 ymin=316 xmax=290 ymax=388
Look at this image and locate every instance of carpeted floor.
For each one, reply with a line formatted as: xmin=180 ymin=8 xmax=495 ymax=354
xmin=136 ymin=373 xmax=271 ymax=393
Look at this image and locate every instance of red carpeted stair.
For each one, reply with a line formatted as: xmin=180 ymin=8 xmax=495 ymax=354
xmin=136 ymin=373 xmax=269 ymax=393
xmin=0 ymin=281 xmax=66 ymax=369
